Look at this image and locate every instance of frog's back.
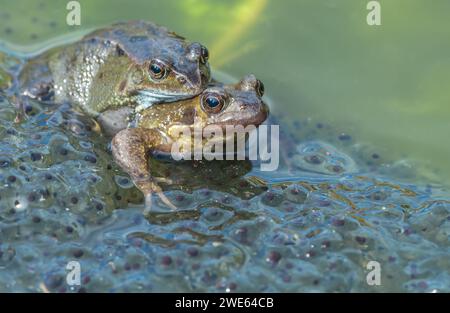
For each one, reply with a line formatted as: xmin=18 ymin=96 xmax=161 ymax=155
xmin=82 ymin=20 xmax=188 ymax=65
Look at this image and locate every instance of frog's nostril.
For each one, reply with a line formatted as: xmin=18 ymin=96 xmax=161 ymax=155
xmin=177 ymin=76 xmax=187 ymax=84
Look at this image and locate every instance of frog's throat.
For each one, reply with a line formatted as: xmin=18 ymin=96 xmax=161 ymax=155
xmin=135 ymin=90 xmax=192 ymax=111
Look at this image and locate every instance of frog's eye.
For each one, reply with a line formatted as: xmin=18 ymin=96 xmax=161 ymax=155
xmin=200 ymin=46 xmax=209 ymax=64
xmin=255 ymin=79 xmax=265 ymax=97
xmin=149 ymin=60 xmax=168 ymax=80
xmin=201 ymin=93 xmax=225 ymax=113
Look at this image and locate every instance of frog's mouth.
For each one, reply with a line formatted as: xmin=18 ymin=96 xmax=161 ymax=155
xmin=135 ymin=90 xmax=192 ymax=111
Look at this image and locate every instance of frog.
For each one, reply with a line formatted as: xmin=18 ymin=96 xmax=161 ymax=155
xmin=17 ymin=20 xmax=211 ymax=119
xmin=111 ymin=74 xmax=268 ymax=211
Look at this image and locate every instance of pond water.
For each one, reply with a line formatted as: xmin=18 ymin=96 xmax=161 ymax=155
xmin=0 ymin=0 xmax=449 ymax=292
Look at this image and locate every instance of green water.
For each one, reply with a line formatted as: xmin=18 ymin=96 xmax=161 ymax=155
xmin=0 ymin=0 xmax=449 ymax=292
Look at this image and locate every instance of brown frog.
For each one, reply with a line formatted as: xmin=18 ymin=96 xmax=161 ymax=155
xmin=111 ymin=74 xmax=268 ymax=210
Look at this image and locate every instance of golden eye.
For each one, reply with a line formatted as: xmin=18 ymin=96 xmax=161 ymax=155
xmin=149 ymin=59 xmax=168 ymax=80
xmin=201 ymin=93 xmax=224 ymax=113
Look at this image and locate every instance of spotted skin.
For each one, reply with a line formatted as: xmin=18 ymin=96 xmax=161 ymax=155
xmin=18 ymin=20 xmax=211 ymax=117
xmin=111 ymin=75 xmax=268 ymax=210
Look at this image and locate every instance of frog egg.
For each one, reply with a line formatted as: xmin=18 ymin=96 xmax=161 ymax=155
xmin=115 ymin=175 xmax=134 ymax=188
xmin=293 ymin=141 xmax=358 ymax=175
xmin=13 ymin=196 xmax=30 ymax=212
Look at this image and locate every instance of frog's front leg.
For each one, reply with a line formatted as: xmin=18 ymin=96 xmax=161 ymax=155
xmin=111 ymin=128 xmax=176 ymax=212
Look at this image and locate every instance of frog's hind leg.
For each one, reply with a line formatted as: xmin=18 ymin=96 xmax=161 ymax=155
xmin=111 ymin=128 xmax=177 ymax=213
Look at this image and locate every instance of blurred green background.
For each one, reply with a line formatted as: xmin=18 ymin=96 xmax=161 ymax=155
xmin=1 ymin=0 xmax=449 ymax=185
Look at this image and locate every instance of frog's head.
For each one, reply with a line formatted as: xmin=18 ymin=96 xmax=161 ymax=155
xmin=138 ymin=74 xmax=268 ymax=150
xmin=129 ymin=41 xmax=211 ymax=110
xmin=90 ymin=21 xmax=211 ymax=109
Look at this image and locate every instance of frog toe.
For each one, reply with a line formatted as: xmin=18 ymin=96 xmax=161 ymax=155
xmin=156 ymin=191 xmax=177 ymax=211
xmin=143 ymin=191 xmax=177 ymax=213
xmin=143 ymin=193 xmax=153 ymax=214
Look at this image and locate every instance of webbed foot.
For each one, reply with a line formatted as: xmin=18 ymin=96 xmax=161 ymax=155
xmin=137 ymin=179 xmax=177 ymax=214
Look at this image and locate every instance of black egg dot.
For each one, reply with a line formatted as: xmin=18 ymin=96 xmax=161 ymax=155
xmin=187 ymin=247 xmax=199 ymax=257
xmin=73 ymin=249 xmax=84 ymax=258
xmin=290 ymin=188 xmax=300 ymax=195
xmin=84 ymin=155 xmax=97 ymax=163
xmin=222 ymin=196 xmax=232 ymax=204
xmin=306 ymin=155 xmax=323 ymax=165
xmin=25 ymin=105 xmax=33 ymax=113
xmin=66 ymin=226 xmax=74 ymax=233
xmin=40 ymin=189 xmax=50 ymax=198
xmin=30 ymin=152 xmax=42 ymax=161
xmin=161 ymin=256 xmax=172 ymax=266
xmin=119 ymin=178 xmax=129 ymax=185
xmin=132 ymin=263 xmax=140 ymax=270
xmin=332 ymin=218 xmax=345 ymax=227
xmin=355 ymin=236 xmax=367 ymax=245
xmin=7 ymin=175 xmax=16 ymax=183
xmin=59 ymin=148 xmax=68 ymax=156
xmin=338 ymin=133 xmax=352 ymax=141
xmin=70 ymin=197 xmax=78 ymax=204
xmin=0 ymin=159 xmax=10 ymax=168
xmin=6 ymin=128 xmax=17 ymax=135
xmin=32 ymin=216 xmax=41 ymax=223
xmin=267 ymin=251 xmax=282 ymax=264
xmin=45 ymin=173 xmax=53 ymax=180
xmin=264 ymin=192 xmax=275 ymax=201
xmin=372 ymin=153 xmax=380 ymax=159
xmin=28 ymin=193 xmax=37 ymax=202
xmin=95 ymin=203 xmax=103 ymax=211
xmin=83 ymin=276 xmax=91 ymax=284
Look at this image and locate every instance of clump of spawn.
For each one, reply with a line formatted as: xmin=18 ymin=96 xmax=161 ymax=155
xmin=1 ymin=91 xmax=450 ymax=292
xmin=268 ymin=113 xmax=441 ymax=183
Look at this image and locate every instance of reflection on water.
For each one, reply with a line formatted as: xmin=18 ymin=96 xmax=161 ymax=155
xmin=0 ymin=0 xmax=450 ymax=292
